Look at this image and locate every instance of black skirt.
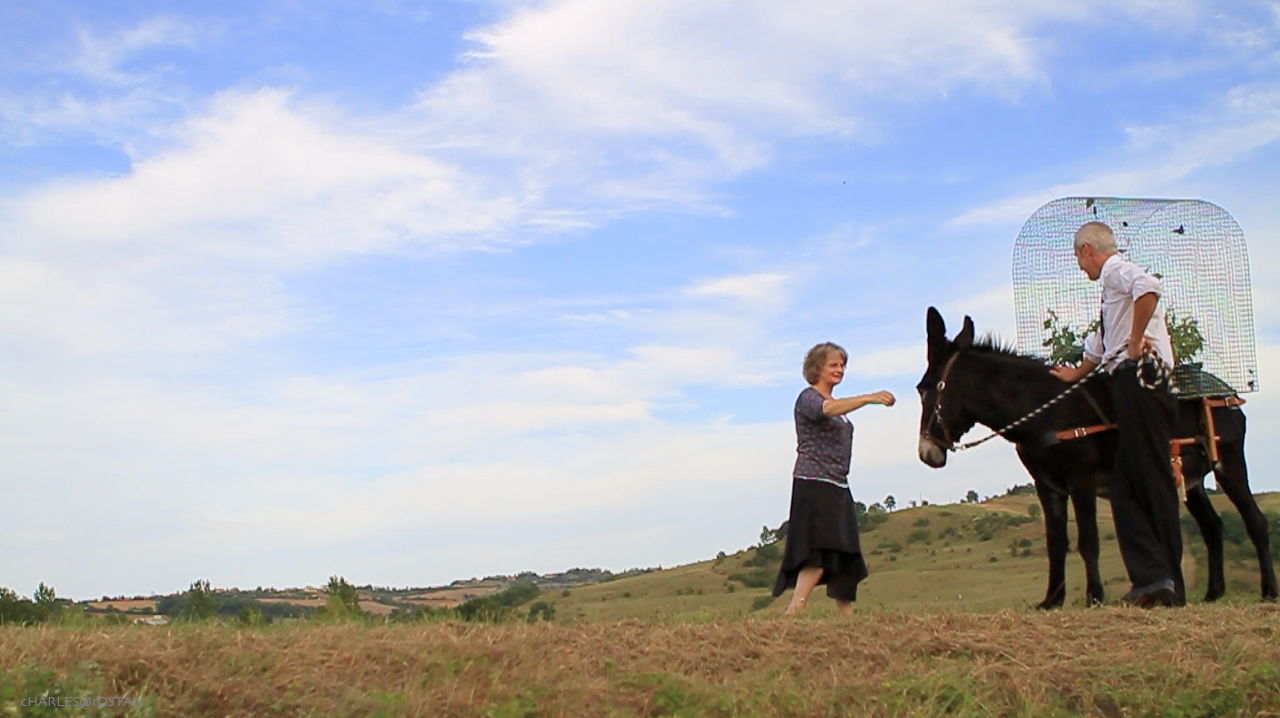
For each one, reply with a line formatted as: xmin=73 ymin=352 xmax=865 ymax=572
xmin=772 ymin=477 xmax=869 ymax=602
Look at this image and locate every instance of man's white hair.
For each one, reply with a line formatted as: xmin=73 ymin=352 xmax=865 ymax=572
xmin=1073 ymin=221 xmax=1117 ymax=254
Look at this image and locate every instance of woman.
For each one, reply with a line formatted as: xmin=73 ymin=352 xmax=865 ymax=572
xmin=773 ymin=342 xmax=895 ymax=615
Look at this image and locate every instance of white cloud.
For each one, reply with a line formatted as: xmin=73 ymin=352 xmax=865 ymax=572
xmin=412 ymin=0 xmax=1173 ymax=211
xmin=687 ymin=272 xmax=788 ymax=304
xmin=9 ymin=89 xmax=518 ymax=263
xmin=951 ymin=81 xmax=1280 ymax=228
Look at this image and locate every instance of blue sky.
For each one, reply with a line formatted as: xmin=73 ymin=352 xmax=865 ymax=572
xmin=3 ymin=0 xmax=1279 ymax=599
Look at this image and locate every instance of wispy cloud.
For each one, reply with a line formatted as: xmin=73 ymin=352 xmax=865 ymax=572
xmin=71 ymin=17 xmax=200 ymax=85
xmin=951 ymin=81 xmax=1280 ymax=227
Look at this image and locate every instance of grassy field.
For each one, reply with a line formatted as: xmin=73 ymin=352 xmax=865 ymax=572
xmin=3 ymin=493 xmax=1278 ymax=717
xmin=4 ymin=606 xmax=1280 ymax=717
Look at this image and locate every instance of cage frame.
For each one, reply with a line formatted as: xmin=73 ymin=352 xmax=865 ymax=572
xmin=1012 ymin=197 xmax=1257 ymax=398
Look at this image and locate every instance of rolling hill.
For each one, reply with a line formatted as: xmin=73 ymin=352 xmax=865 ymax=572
xmin=550 ymin=491 xmax=1280 ymax=621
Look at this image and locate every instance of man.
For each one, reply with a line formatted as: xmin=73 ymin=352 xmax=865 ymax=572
xmin=1051 ymin=221 xmax=1184 ymax=607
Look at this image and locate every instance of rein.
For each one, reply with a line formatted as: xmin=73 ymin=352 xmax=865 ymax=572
xmin=927 ymin=353 xmax=1104 ymax=453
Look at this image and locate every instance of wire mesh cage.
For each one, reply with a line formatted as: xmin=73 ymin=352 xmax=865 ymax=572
xmin=1013 ymin=197 xmax=1257 ymax=397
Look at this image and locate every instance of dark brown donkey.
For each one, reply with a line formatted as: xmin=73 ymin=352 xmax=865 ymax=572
xmin=917 ymin=307 xmax=1277 ymax=607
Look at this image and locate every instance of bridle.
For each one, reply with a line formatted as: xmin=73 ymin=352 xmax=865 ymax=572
xmin=924 ymin=350 xmax=1104 ymax=453
xmin=924 ymin=351 xmax=966 ymax=450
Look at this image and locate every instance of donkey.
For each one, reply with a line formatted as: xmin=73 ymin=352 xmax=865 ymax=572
xmin=917 ymin=307 xmax=1277 ymax=607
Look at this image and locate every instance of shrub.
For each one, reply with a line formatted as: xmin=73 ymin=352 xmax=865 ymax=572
xmin=858 ymin=503 xmax=889 ymax=532
xmin=745 ymin=543 xmax=780 ymax=567
xmin=907 ymin=529 xmax=931 ymax=545
xmin=912 ymin=517 xmax=930 ymax=528
xmin=728 ymin=569 xmax=773 ymax=589
xmin=526 ymin=601 xmax=555 ymax=622
xmin=237 ymin=606 xmax=264 ymax=626
xmin=750 ymin=595 xmax=775 ymax=611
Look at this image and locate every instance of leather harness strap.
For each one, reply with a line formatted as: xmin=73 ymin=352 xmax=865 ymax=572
xmin=1052 ymin=396 xmax=1245 ymax=443
xmin=1054 ymin=423 xmax=1114 ymax=441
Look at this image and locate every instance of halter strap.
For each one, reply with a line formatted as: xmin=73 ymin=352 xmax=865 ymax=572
xmin=926 ymin=354 xmax=1104 ymax=453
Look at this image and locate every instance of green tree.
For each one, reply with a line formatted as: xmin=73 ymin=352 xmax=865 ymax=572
xmin=181 ymin=579 xmax=219 ymax=621
xmin=965 ymin=490 xmax=979 ymax=504
xmin=322 ymin=575 xmax=361 ymax=619
xmin=1028 ymin=503 xmax=1042 ymax=520
xmin=0 ymin=587 xmax=46 ymax=624
xmin=34 ymin=583 xmax=56 ymax=607
xmin=884 ymin=495 xmax=896 ymax=512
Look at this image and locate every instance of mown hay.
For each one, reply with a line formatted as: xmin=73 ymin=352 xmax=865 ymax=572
xmin=3 ymin=605 xmax=1280 ymax=717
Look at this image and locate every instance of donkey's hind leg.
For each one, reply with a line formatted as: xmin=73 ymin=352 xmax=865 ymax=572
xmin=1035 ymin=479 xmax=1071 ymax=609
xmin=1215 ymin=436 xmax=1279 ymax=601
xmin=1183 ymin=477 xmax=1225 ymax=602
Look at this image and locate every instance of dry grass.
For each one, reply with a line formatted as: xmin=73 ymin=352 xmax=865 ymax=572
xmin=4 ymin=605 xmax=1280 ymax=717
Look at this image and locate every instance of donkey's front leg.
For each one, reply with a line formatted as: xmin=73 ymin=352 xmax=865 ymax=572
xmin=1069 ymin=481 xmax=1105 ymax=606
xmin=1034 ymin=478 xmax=1070 ymax=609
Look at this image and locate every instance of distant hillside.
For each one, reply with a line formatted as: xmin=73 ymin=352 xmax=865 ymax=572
xmin=550 ymin=491 xmax=1280 ymax=621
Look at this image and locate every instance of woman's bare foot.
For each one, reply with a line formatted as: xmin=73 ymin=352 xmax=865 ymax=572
xmin=784 ymin=596 xmax=806 ymax=615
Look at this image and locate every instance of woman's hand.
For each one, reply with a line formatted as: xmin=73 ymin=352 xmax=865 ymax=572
xmin=868 ymin=390 xmax=896 ymax=406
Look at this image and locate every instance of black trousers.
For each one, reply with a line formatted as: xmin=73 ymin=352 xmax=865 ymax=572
xmin=1109 ymin=363 xmax=1185 ymax=604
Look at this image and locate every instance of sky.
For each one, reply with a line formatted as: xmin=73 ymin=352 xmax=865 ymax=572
xmin=2 ymin=0 xmax=1279 ymax=600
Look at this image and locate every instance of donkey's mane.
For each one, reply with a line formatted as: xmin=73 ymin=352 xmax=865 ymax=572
xmin=969 ymin=334 xmax=1050 ymax=367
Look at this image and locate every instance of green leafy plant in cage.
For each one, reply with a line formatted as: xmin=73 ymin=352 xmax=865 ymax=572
xmin=1042 ymin=310 xmax=1100 ymax=365
xmin=1166 ymin=310 xmax=1204 ymax=364
xmin=1043 ymin=308 xmax=1204 ymax=366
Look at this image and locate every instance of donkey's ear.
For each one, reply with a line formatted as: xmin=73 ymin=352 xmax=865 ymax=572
xmin=955 ymin=316 xmax=975 ymax=350
xmin=927 ymin=307 xmax=946 ymax=341
xmin=927 ymin=307 xmax=948 ymax=365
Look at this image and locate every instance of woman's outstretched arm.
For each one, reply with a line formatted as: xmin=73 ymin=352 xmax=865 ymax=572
xmin=823 ymin=390 xmax=896 ymax=417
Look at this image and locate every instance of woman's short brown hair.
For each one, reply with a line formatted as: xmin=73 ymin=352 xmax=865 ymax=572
xmin=803 ymin=342 xmax=848 ymax=384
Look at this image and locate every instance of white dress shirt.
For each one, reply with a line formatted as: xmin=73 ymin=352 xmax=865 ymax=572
xmin=1082 ymin=254 xmax=1174 ymax=373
